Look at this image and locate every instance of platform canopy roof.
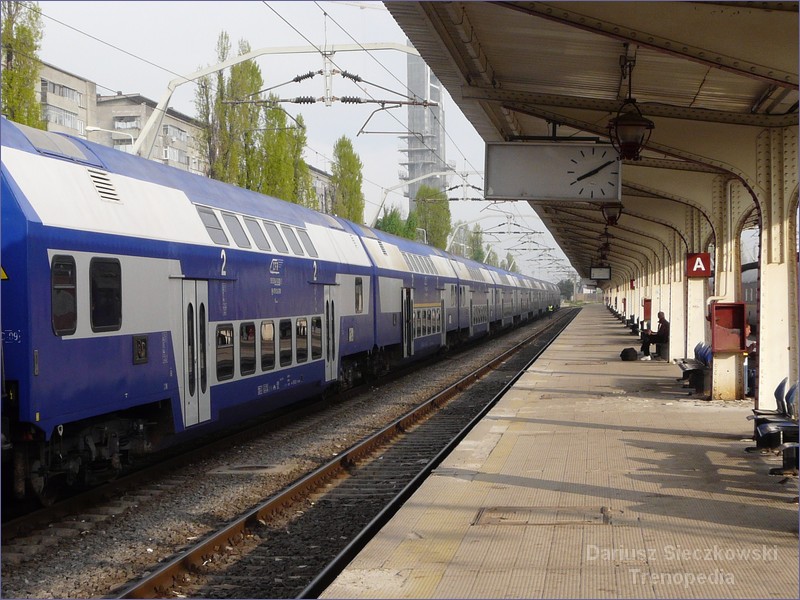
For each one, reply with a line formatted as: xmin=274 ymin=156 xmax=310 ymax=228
xmin=385 ymin=1 xmax=798 ymax=284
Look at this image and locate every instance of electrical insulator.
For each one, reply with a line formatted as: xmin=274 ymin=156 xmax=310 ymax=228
xmin=293 ymin=71 xmax=316 ymax=82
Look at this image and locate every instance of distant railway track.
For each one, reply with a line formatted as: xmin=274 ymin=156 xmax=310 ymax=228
xmin=114 ymin=309 xmax=577 ymax=599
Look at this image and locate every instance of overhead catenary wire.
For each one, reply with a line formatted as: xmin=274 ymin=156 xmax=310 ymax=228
xmin=313 ymin=0 xmax=484 ymax=187
xmin=262 ymin=1 xmax=450 ymax=171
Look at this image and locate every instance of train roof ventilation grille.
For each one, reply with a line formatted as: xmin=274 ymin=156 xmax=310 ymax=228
xmin=87 ymin=168 xmax=120 ymax=202
xmin=377 ymin=240 xmax=388 ymax=256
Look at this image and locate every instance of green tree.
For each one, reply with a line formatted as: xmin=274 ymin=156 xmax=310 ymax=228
xmin=195 ymin=32 xmax=232 ymax=181
xmin=557 ymin=279 xmax=574 ymax=299
xmin=374 ymin=206 xmax=410 ymax=238
xmin=259 ymin=98 xmax=294 ymax=200
xmin=468 ymin=224 xmax=486 ymax=263
xmin=504 ymin=252 xmax=517 ymax=272
xmin=330 ymin=136 xmax=365 ymax=223
xmin=290 ymin=114 xmax=316 ymax=208
xmin=414 ymin=185 xmax=451 ymax=249
xmin=1 ymin=1 xmax=44 ymax=128
xmin=195 ymin=32 xmax=314 ymax=205
xmin=404 ymin=210 xmax=419 ymax=240
xmin=373 ymin=206 xmax=419 ymax=241
xmin=228 ymin=39 xmax=264 ymax=191
xmin=449 ymin=221 xmax=470 ymax=257
xmin=485 ymin=246 xmax=499 ymax=267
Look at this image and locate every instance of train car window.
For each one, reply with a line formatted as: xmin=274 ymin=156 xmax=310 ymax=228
xmin=221 ymin=213 xmax=251 ymax=249
xmin=355 ymin=277 xmax=364 ymax=314
xmin=51 ymin=255 xmax=77 ymax=336
xmin=216 ymin=325 xmax=234 ymax=381
xmin=197 ymin=207 xmax=229 ymax=245
xmin=244 ymin=218 xmax=271 ymax=251
xmin=199 ymin=304 xmax=208 ymax=393
xmin=187 ymin=304 xmax=196 ymax=397
xmin=279 ymin=319 xmax=293 ymax=367
xmin=281 ymin=226 xmax=305 ymax=256
xmin=263 ymin=222 xmax=289 ymax=253
xmin=260 ymin=321 xmax=275 ymax=371
xmin=297 ymin=230 xmax=319 ymax=258
xmin=240 ymin=322 xmax=256 ymax=376
xmin=296 ymin=318 xmax=308 ymax=363
xmin=311 ymin=317 xmax=322 ymax=360
xmin=401 ymin=253 xmax=413 ymax=271
xmin=90 ymin=258 xmax=122 ymax=332
xmin=417 ymin=256 xmax=427 ymax=274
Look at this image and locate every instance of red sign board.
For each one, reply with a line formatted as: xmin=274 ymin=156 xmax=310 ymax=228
xmin=686 ymin=253 xmax=712 ymax=277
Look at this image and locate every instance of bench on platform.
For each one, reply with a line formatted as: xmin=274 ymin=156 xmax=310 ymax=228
xmin=747 ymin=377 xmax=789 ymax=428
xmin=751 ymin=385 xmax=798 ymax=486
xmin=674 ymin=342 xmax=712 ymax=394
xmin=749 ymin=383 xmax=797 ymax=453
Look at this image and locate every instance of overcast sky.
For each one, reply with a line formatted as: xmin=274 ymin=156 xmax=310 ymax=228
xmin=35 ymin=0 xmax=575 ymax=282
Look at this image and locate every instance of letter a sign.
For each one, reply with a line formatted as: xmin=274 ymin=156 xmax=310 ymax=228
xmin=686 ymin=253 xmax=712 ymax=277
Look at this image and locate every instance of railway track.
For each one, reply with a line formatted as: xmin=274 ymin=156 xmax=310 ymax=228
xmin=114 ymin=309 xmax=577 ymax=599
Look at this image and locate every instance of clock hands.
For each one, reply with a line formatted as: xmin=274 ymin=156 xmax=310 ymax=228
xmin=574 ymin=159 xmax=616 ymax=182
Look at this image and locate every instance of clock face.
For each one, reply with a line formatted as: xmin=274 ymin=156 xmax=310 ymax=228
xmin=566 ymin=146 xmax=620 ymax=200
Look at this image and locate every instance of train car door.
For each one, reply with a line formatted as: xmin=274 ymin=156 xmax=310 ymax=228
xmin=440 ymin=299 xmax=446 ymax=347
xmin=402 ymin=288 xmax=414 ymax=358
xmin=181 ymin=280 xmax=210 ymax=428
xmin=469 ymin=297 xmax=474 ymax=337
xmin=324 ymin=286 xmax=338 ymax=382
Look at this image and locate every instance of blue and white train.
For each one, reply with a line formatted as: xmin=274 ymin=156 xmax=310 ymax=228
xmin=1 ymin=117 xmax=560 ymax=501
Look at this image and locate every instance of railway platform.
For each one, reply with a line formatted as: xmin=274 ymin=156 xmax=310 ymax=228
xmin=320 ymin=303 xmax=799 ymax=599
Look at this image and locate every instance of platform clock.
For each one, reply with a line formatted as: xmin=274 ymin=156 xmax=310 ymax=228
xmin=565 ymin=146 xmax=620 ymax=200
xmin=485 ymin=142 xmax=622 ymax=202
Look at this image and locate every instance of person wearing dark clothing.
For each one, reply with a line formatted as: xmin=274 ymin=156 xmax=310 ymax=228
xmin=745 ymin=323 xmax=757 ymax=396
xmin=640 ymin=312 xmax=669 ymax=360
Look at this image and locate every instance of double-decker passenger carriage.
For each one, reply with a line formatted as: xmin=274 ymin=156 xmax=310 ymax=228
xmin=1 ymin=117 xmax=560 ymax=502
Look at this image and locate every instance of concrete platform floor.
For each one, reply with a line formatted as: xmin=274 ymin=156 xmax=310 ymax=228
xmin=320 ymin=304 xmax=799 ymax=599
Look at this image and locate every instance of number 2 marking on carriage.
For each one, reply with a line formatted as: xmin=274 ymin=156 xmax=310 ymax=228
xmin=313 ymin=260 xmax=318 ymax=281
xmin=220 ymin=249 xmax=227 ymax=276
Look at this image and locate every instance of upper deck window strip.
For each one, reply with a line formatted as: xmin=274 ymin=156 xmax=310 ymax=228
xmin=196 ymin=205 xmax=325 ymax=260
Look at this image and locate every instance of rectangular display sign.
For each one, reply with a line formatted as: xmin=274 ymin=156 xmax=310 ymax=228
xmin=485 ymin=142 xmax=621 ymax=201
xmin=590 ymin=266 xmax=611 ymax=280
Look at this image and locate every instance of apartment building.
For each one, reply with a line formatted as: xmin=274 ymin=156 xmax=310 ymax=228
xmin=95 ymin=92 xmax=207 ymax=175
xmin=38 ymin=62 xmax=96 ymax=136
xmin=37 ymin=62 xmax=206 ymax=175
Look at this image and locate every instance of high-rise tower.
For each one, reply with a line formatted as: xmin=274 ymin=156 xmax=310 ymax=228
xmin=401 ymin=45 xmax=448 ymax=212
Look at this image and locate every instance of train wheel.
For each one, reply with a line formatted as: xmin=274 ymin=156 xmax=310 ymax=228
xmin=29 ymin=459 xmax=61 ymax=506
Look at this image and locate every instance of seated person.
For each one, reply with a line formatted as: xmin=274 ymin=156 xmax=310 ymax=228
xmin=745 ymin=323 xmax=757 ymax=396
xmin=640 ymin=311 xmax=669 ymax=360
